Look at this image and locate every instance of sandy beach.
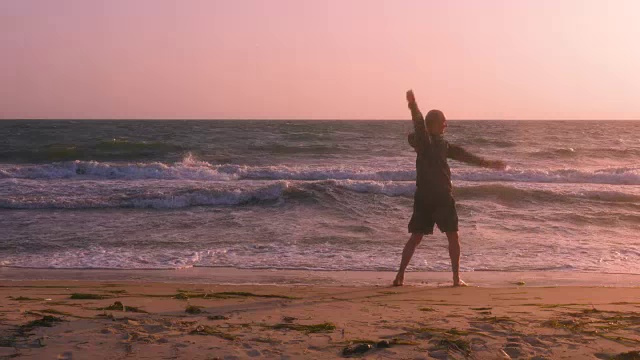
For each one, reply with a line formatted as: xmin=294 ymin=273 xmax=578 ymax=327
xmin=5 ymin=1 xmax=640 ymax=359
xmin=1 ymin=269 xmax=640 ymax=359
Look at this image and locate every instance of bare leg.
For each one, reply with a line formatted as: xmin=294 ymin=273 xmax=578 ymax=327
xmin=446 ymin=231 xmax=465 ymax=286
xmin=393 ymin=233 xmax=424 ymax=286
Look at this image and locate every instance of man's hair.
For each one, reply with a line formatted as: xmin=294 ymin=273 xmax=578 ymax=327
xmin=425 ymin=109 xmax=445 ymax=129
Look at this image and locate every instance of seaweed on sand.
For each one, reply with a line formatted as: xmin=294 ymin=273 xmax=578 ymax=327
xmin=269 ymin=322 xmax=336 ymax=334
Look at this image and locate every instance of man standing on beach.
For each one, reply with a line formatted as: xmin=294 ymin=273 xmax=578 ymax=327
xmin=394 ymin=90 xmax=506 ymax=287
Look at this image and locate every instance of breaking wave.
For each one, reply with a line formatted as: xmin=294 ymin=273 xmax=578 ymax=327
xmin=1 ymin=158 xmax=639 ymax=185
xmin=1 ymin=178 xmax=638 ymax=210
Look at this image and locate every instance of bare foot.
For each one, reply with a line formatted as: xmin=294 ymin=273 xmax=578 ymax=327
xmin=393 ymin=275 xmax=404 ymax=287
xmin=453 ymin=279 xmax=468 ymax=287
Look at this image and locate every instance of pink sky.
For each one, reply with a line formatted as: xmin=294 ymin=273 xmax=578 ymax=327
xmin=2 ymin=0 xmax=639 ymax=120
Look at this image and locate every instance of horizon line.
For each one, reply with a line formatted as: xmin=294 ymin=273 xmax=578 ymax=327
xmin=2 ymin=118 xmax=639 ymax=121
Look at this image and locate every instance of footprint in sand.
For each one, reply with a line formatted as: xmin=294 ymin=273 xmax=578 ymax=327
xmin=469 ymin=322 xmax=495 ymax=331
xmin=503 ymin=345 xmax=524 ymax=358
xmin=427 ymin=349 xmax=449 ymax=360
xmin=245 ymin=349 xmax=261 ymax=357
xmin=523 ymin=336 xmax=550 ymax=348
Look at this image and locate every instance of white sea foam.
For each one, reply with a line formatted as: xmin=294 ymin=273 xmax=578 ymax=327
xmin=1 ymin=160 xmax=639 ymax=185
xmin=0 ymin=246 xmax=204 ymax=270
xmin=4 ymin=240 xmax=639 ymax=274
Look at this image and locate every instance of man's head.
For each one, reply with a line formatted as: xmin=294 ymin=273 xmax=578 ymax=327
xmin=425 ymin=109 xmax=447 ymax=135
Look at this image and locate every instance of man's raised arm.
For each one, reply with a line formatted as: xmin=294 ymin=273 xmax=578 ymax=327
xmin=448 ymin=144 xmax=507 ymax=170
xmin=406 ymin=90 xmax=427 ymax=151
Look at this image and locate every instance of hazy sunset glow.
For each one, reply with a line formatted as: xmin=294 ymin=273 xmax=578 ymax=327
xmin=2 ymin=0 xmax=640 ymax=120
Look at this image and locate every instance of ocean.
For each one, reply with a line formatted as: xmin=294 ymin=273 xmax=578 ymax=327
xmin=1 ymin=120 xmax=639 ymax=274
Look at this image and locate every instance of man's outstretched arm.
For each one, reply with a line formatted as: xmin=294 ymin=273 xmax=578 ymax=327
xmin=448 ymin=144 xmax=507 ymax=170
xmin=406 ymin=90 xmax=427 ymax=151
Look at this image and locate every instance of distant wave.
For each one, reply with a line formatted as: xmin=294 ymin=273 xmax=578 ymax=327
xmin=0 ymin=155 xmax=234 ymax=181
xmin=529 ymin=147 xmax=640 ymax=159
xmin=1 ymin=158 xmax=639 ymax=185
xmin=465 ymin=136 xmax=517 ymax=148
xmin=247 ymin=143 xmax=348 ymax=154
xmin=0 ymin=139 xmax=184 ymax=163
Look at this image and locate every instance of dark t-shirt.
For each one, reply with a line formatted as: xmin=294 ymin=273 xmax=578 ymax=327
xmin=415 ymin=134 xmax=450 ymax=195
xmin=408 ymin=104 xmax=487 ymax=198
xmin=415 ymin=134 xmax=484 ymax=196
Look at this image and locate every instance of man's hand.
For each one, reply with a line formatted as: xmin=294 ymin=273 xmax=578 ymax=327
xmin=486 ymin=160 xmax=507 ymax=170
xmin=406 ymin=90 xmax=416 ymax=106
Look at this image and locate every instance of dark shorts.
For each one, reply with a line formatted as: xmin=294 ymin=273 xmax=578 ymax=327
xmin=408 ymin=191 xmax=459 ymax=234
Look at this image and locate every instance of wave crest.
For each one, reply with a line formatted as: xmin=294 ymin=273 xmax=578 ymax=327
xmin=1 ymin=157 xmax=639 ymax=185
xmin=0 ymin=181 xmax=289 ymax=209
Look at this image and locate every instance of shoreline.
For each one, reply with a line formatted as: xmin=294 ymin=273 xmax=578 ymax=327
xmin=2 ymin=267 xmax=639 ymax=288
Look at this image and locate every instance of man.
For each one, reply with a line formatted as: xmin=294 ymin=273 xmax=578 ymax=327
xmin=394 ymin=90 xmax=506 ymax=287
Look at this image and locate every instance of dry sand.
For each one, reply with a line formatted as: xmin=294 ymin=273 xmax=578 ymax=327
xmin=1 ymin=271 xmax=640 ymax=359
